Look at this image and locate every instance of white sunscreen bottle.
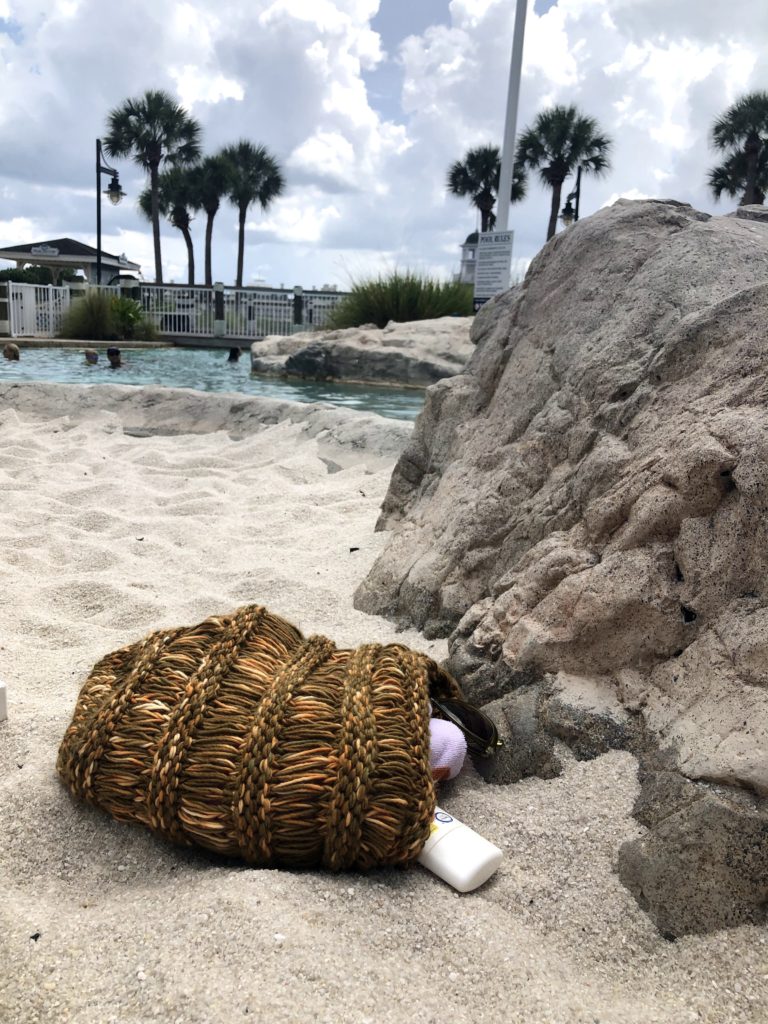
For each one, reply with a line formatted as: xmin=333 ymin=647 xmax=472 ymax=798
xmin=417 ymin=806 xmax=503 ymax=892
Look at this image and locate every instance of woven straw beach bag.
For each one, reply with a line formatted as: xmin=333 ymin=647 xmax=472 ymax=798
xmin=57 ymin=604 xmax=463 ymax=871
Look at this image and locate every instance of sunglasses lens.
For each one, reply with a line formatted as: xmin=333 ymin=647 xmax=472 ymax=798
xmin=432 ymin=698 xmax=500 ymax=757
xmin=458 ymin=705 xmax=493 ymax=740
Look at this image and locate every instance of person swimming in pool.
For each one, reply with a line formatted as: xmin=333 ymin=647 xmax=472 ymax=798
xmin=106 ymin=347 xmax=122 ymax=369
xmin=84 ymin=349 xmax=99 ymax=365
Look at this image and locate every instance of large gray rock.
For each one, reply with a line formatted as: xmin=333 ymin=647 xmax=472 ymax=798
xmin=474 ymin=670 xmax=646 ymax=786
xmin=618 ymin=782 xmax=768 ymax=937
xmin=355 ymin=199 xmax=768 ymax=933
xmin=251 ymin=318 xmax=473 ymax=387
xmin=474 ymin=687 xmax=563 ymax=786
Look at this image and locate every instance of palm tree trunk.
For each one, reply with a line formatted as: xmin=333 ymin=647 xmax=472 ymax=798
xmin=150 ymin=163 xmax=163 ymax=284
xmin=546 ymin=179 xmax=564 ymax=241
xmin=205 ymin=211 xmax=215 ymax=287
xmin=236 ymin=205 xmax=247 ymax=289
xmin=741 ymin=134 xmax=760 ymax=206
xmin=181 ymin=226 xmax=195 ymax=286
xmin=477 ymin=193 xmax=495 ymax=235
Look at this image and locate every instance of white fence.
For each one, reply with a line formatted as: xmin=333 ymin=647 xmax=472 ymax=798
xmin=5 ymin=281 xmax=348 ymax=340
xmin=7 ymin=282 xmax=71 ymax=338
xmin=139 ymin=285 xmax=217 ymax=338
xmin=137 ymin=284 xmax=346 ymax=340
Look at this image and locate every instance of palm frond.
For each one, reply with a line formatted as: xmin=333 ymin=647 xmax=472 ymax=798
xmin=103 ymin=89 xmax=202 ymax=170
xmin=708 ymin=148 xmax=768 ymax=202
xmin=711 ymin=91 xmax=768 ymax=150
xmin=516 ymin=104 xmax=612 ymax=187
xmin=446 ymin=143 xmax=526 ymax=226
xmin=221 ymin=140 xmax=285 ymax=210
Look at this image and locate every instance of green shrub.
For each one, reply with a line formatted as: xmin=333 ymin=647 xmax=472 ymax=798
xmin=0 ymin=266 xmax=78 ymax=284
xmin=325 ymin=271 xmax=473 ymax=329
xmin=59 ymin=291 xmax=158 ymax=341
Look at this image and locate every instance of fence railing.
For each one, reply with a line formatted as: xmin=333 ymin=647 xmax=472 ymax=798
xmin=5 ymin=281 xmax=348 ymax=341
xmin=7 ymin=282 xmax=72 ymax=338
xmin=135 ymin=284 xmax=347 ymax=339
xmin=138 ymin=285 xmax=217 ymax=338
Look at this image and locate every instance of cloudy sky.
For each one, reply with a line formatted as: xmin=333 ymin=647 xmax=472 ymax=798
xmin=0 ymin=0 xmax=766 ymax=288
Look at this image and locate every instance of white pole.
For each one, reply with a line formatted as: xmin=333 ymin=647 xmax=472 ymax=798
xmin=495 ymin=0 xmax=528 ymax=233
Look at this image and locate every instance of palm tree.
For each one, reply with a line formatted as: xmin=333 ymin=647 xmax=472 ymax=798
xmin=708 ymin=148 xmax=768 ymax=207
xmin=710 ymin=92 xmax=768 ymax=207
xmin=188 ymin=154 xmax=231 ymax=287
xmin=446 ymin=145 xmax=527 ymax=232
xmin=104 ymin=90 xmax=201 ymax=284
xmin=221 ymin=141 xmax=285 ymax=288
xmin=138 ymin=167 xmax=197 ymax=285
xmin=516 ymin=105 xmax=612 ymax=241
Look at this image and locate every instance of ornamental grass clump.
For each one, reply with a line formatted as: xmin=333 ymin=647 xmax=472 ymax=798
xmin=59 ymin=291 xmax=157 ymax=341
xmin=326 ymin=271 xmax=473 ymax=329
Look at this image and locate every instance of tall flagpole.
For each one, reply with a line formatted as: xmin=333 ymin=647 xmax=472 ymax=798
xmin=495 ymin=0 xmax=528 ymax=233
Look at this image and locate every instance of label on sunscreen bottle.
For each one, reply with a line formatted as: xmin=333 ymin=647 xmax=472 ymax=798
xmin=421 ymin=808 xmax=463 ymax=851
xmin=417 ymin=806 xmax=503 ymax=893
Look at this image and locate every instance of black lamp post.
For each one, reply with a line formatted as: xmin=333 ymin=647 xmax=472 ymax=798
xmin=560 ymin=165 xmax=582 ymax=228
xmin=96 ymin=138 xmax=125 ymax=285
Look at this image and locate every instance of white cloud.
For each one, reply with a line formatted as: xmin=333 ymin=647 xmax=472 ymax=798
xmin=169 ymin=66 xmax=244 ymax=107
xmin=524 ymin=4 xmax=580 ymax=87
xmin=288 ymin=130 xmax=359 ymax=190
xmin=602 ymin=188 xmax=652 ymax=206
xmin=252 ymin=192 xmax=343 ymax=244
xmin=0 ymin=216 xmax=38 ymax=242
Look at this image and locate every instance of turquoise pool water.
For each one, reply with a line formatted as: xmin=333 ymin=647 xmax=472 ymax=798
xmin=1 ymin=346 xmax=425 ymax=421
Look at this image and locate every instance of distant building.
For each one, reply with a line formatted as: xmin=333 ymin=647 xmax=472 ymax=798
xmin=0 ymin=237 xmax=141 ymax=284
xmin=456 ymin=231 xmax=478 ymax=285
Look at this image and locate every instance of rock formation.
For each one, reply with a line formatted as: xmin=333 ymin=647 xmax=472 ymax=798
xmin=250 ymin=317 xmax=473 ymax=387
xmin=355 ymin=199 xmax=768 ymax=935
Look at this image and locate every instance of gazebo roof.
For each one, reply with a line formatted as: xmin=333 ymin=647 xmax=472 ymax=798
xmin=0 ymin=237 xmax=140 ymax=271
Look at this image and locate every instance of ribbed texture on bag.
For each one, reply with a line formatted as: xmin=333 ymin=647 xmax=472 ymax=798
xmin=57 ymin=604 xmax=462 ymax=870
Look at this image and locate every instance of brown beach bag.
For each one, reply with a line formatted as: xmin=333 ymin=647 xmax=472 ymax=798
xmin=57 ymin=604 xmax=462 ymax=871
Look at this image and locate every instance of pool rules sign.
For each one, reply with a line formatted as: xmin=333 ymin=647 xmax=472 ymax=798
xmin=473 ymin=230 xmax=514 ymax=312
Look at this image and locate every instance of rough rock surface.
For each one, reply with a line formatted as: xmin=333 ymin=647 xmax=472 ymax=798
xmin=473 ymin=687 xmax=563 ymax=786
xmin=354 ymin=199 xmax=768 ymax=934
xmin=250 ymin=317 xmax=473 ymax=387
xmin=619 ymin=780 xmax=768 ymax=937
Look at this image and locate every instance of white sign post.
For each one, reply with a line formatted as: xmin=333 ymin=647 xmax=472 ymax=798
xmin=496 ymin=0 xmax=528 ymax=233
xmin=473 ymin=230 xmax=514 ymax=311
xmin=472 ymin=0 xmax=527 ymax=314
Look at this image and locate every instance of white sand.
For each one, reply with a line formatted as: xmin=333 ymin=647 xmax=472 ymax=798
xmin=1 ymin=384 xmax=766 ymax=1024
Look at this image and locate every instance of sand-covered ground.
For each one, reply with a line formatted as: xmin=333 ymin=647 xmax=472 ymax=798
xmin=1 ymin=383 xmax=766 ymax=1024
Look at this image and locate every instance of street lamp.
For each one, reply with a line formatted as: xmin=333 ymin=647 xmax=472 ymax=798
xmin=560 ymin=165 xmax=582 ymax=229
xmin=96 ymin=138 xmax=125 ymax=285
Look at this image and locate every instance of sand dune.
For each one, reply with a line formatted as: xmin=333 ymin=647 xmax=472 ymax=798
xmin=1 ymin=385 xmax=766 ymax=1024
